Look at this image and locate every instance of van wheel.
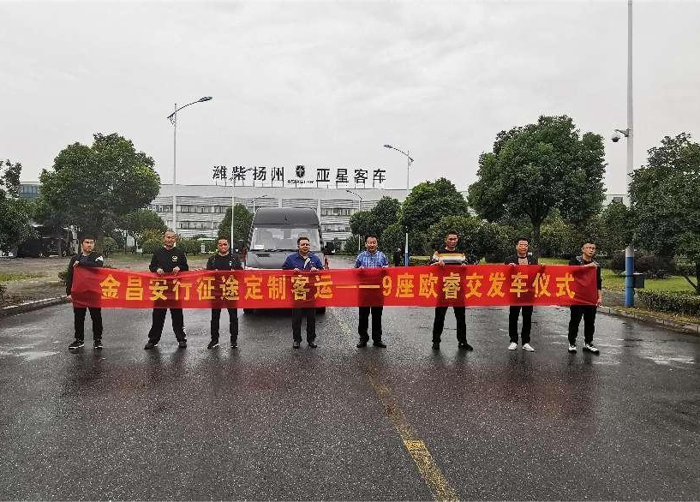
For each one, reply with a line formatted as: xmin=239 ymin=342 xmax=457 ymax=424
xmin=316 ymin=307 xmax=326 ymax=315
xmin=243 ymin=308 xmax=255 ymax=315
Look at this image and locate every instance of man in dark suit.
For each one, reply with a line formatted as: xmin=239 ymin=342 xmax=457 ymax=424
xmin=505 ymin=237 xmax=538 ymax=352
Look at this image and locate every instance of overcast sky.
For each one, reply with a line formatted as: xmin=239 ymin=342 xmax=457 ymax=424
xmin=1 ymin=1 xmax=699 ymax=195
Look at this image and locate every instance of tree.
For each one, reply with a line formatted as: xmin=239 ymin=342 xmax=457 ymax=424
xmin=349 ymin=211 xmax=377 ymax=238
xmin=120 ymin=209 xmax=167 ymax=246
xmin=0 ymin=159 xmax=21 ymax=198
xmin=630 ymin=133 xmax=700 ymax=293
xmin=218 ymin=204 xmax=253 ymax=245
xmin=468 ymin=115 xmax=606 ymax=249
xmin=0 ymin=159 xmax=34 ymax=252
xmin=349 ymin=196 xmax=401 ymax=239
xmin=401 ymin=178 xmax=469 ymax=234
xmin=380 ymin=222 xmax=427 ymax=257
xmin=39 ymin=133 xmax=160 ymax=237
xmin=371 ymin=196 xmax=401 ymax=234
xmin=598 ymin=201 xmax=634 ymax=256
xmin=426 ymin=215 xmax=515 ymax=262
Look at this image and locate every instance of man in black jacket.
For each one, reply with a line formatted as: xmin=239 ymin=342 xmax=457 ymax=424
xmin=66 ymin=235 xmax=104 ymax=351
xmin=505 ymin=237 xmax=538 ymax=352
xmin=144 ymin=230 xmax=189 ymax=350
xmin=206 ymin=237 xmax=243 ymax=349
xmin=568 ymin=242 xmax=603 ymax=354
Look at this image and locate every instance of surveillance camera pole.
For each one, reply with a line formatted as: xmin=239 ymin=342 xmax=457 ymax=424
xmin=625 ymin=0 xmax=634 ymax=307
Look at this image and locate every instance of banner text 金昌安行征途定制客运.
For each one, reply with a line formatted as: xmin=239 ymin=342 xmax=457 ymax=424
xmin=70 ymin=265 xmax=598 ymax=309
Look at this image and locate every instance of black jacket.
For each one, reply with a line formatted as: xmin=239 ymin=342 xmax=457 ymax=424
xmin=569 ymin=255 xmax=603 ymax=290
xmin=505 ymin=254 xmax=538 ymax=265
xmin=149 ymin=246 xmax=189 ymax=273
xmin=66 ymin=252 xmax=104 ymax=295
xmin=206 ymin=252 xmax=243 ymax=271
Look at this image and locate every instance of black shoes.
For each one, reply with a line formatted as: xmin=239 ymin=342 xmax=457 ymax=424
xmin=432 ymin=342 xmax=440 ymax=351
xmin=231 ymin=340 xmax=238 ymax=349
xmin=356 ymin=339 xmax=368 ymax=348
xmin=68 ymin=340 xmax=84 ymax=351
xmin=144 ymin=341 xmax=158 ymax=350
xmin=373 ymin=341 xmax=387 ymax=348
xmin=308 ymin=341 xmax=318 ymax=348
xmin=458 ymin=342 xmax=474 ymax=351
xmin=93 ymin=339 xmax=103 ymax=350
xmin=178 ymin=340 xmax=187 ymax=349
xmin=207 ymin=340 xmax=219 ymax=349
xmin=293 ymin=341 xmax=301 ymax=349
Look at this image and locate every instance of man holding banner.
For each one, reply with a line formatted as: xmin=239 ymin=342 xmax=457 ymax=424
xmin=505 ymin=237 xmax=538 ymax=352
xmin=206 ymin=237 xmax=243 ymax=349
xmin=144 ymin=230 xmax=189 ymax=350
xmin=430 ymin=231 xmax=477 ymax=351
xmin=354 ymin=235 xmax=389 ymax=348
xmin=66 ymin=235 xmax=105 ymax=351
xmin=282 ymin=236 xmax=324 ymax=349
xmin=568 ymin=242 xmax=603 ymax=354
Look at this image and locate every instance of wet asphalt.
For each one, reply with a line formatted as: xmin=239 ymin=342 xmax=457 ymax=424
xmin=1 ymin=257 xmax=699 ymax=500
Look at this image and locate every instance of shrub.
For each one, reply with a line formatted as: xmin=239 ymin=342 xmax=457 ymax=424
xmin=637 ymin=291 xmax=700 ymax=317
xmin=177 ymin=238 xmax=200 ymax=255
xmin=0 ymin=283 xmax=5 ymax=300
xmin=57 ymin=270 xmax=68 ymax=285
xmin=141 ymin=239 xmax=162 ymax=255
xmin=610 ymin=252 xmax=676 ymax=279
xmin=100 ymin=236 xmax=118 ymax=257
xmin=409 ymin=256 xmax=431 ymax=266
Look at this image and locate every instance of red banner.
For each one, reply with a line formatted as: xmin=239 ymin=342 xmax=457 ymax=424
xmin=70 ymin=265 xmax=598 ymax=309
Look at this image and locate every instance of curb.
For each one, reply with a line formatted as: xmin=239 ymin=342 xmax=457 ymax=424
xmin=0 ymin=296 xmax=68 ymax=318
xmin=600 ymin=305 xmax=700 ymax=336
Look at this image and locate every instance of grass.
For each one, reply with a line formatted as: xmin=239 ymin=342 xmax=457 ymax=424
xmin=0 ymin=273 xmax=46 ymax=283
xmin=538 ymin=257 xmax=696 ymax=294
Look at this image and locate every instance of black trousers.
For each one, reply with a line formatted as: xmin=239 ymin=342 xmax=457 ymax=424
xmin=292 ymin=308 xmax=316 ymax=342
xmin=148 ymin=308 xmax=186 ymax=342
xmin=74 ymin=307 xmax=103 ymax=341
xmin=432 ymin=306 xmax=466 ymax=344
xmin=358 ymin=306 xmax=383 ymax=342
xmin=211 ymin=308 xmax=238 ymax=341
xmin=568 ymin=306 xmax=597 ymax=345
xmin=509 ymin=306 xmax=533 ymax=344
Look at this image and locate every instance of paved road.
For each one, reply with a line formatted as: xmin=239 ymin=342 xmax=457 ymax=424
xmin=1 ymin=257 xmax=699 ymax=500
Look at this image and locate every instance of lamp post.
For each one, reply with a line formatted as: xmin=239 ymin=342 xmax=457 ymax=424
xmin=612 ymin=0 xmax=634 ymax=307
xmin=383 ymin=144 xmax=414 ymax=266
xmin=230 ymin=168 xmax=254 ymax=251
xmin=166 ymin=96 xmax=212 ymax=236
xmin=346 ymin=189 xmax=363 ymax=251
xmin=252 ymin=194 xmax=269 ymax=213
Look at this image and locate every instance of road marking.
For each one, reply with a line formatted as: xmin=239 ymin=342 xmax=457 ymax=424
xmin=332 ymin=310 xmax=459 ymax=502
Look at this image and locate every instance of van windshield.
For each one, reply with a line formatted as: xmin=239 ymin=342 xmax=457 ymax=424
xmin=251 ymin=227 xmax=321 ymax=252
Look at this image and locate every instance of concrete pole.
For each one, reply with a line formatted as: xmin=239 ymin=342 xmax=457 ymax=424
xmin=625 ymin=0 xmax=635 ymax=307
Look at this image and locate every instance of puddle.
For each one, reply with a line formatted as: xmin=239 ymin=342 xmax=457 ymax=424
xmin=16 ymin=350 xmax=59 ymax=361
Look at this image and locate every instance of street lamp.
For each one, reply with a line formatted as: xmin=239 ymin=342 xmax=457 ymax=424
xmin=230 ymin=168 xmax=253 ymax=252
xmin=612 ymin=0 xmax=635 ymax=307
xmin=252 ymin=194 xmax=269 ymax=213
xmin=346 ymin=189 xmax=364 ymax=251
xmin=383 ymin=143 xmax=414 ymax=266
xmin=166 ymin=96 xmax=213 ymax=236
xmin=383 ymin=144 xmax=414 ymax=190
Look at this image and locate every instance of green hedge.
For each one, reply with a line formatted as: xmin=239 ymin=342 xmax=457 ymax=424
xmin=410 ymin=256 xmax=430 ymax=266
xmin=637 ymin=290 xmax=700 ymax=317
